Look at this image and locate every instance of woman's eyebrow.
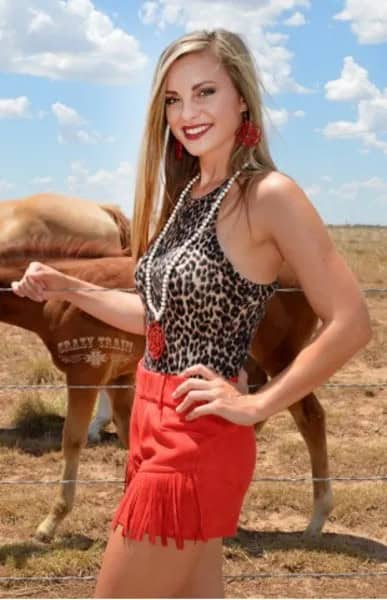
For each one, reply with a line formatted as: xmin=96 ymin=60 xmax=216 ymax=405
xmin=165 ymin=80 xmax=217 ymax=94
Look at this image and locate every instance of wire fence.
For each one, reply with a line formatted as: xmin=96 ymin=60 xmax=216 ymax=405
xmin=0 ymin=283 xmax=385 ymax=589
xmin=0 ymin=381 xmax=385 ymax=390
xmin=1 ymin=570 xmax=387 ymax=585
xmin=1 ymin=285 xmax=386 ymax=294
xmin=0 ymin=475 xmax=386 ymax=486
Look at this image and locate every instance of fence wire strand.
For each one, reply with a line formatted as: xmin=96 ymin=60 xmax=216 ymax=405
xmin=1 ymin=286 xmax=386 ymax=294
xmin=1 ymin=571 xmax=387 ymax=585
xmin=0 ymin=475 xmax=385 ymax=486
xmin=0 ymin=382 xmax=385 ymax=390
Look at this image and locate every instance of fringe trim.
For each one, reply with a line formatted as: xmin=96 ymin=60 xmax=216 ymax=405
xmin=112 ymin=470 xmax=208 ymax=550
xmin=123 ymin=458 xmax=136 ymax=492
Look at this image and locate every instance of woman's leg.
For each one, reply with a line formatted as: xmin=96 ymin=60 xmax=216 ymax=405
xmin=94 ymin=523 xmax=206 ymax=599
xmin=174 ymin=537 xmax=224 ymax=599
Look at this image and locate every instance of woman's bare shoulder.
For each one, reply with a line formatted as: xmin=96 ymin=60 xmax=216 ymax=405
xmin=252 ymin=169 xmax=298 ymax=198
xmin=249 ymin=170 xmax=370 ymax=328
xmin=245 ymin=170 xmax=300 ymax=234
xmin=250 ymin=170 xmax=315 ymax=222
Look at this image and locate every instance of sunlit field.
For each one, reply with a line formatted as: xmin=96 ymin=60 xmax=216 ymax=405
xmin=0 ymin=225 xmax=386 ymax=598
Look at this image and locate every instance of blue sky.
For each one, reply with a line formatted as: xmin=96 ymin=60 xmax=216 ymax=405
xmin=0 ymin=0 xmax=386 ymax=225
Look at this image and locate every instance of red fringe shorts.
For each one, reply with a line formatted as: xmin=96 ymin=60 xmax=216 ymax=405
xmin=111 ymin=357 xmax=257 ymax=550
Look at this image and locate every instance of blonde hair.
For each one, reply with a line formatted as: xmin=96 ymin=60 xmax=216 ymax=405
xmin=131 ymin=28 xmax=278 ymax=262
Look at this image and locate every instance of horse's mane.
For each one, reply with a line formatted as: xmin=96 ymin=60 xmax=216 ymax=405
xmin=0 ymin=235 xmax=127 ymax=264
xmin=101 ymin=204 xmax=131 ymax=255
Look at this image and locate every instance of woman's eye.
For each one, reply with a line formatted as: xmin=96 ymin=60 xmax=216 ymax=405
xmin=165 ymin=87 xmax=216 ymax=106
xmin=199 ymin=87 xmax=215 ymax=97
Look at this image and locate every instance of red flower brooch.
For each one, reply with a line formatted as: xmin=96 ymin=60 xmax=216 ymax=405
xmin=146 ymin=321 xmax=165 ymax=360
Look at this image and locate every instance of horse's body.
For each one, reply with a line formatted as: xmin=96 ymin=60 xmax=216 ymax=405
xmin=0 ymin=238 xmax=332 ymax=541
xmin=0 ymin=193 xmax=131 ymax=252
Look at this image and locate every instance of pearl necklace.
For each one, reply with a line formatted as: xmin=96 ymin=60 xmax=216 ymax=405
xmin=144 ymin=159 xmax=249 ymax=360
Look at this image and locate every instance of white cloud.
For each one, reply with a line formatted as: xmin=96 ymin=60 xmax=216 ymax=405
xmin=358 ymin=95 xmax=387 ymax=131
xmin=67 ymin=161 xmax=134 ymax=212
xmin=310 ymin=176 xmax=387 ymax=225
xmin=265 ymin=107 xmax=289 ymax=129
xmin=139 ymin=1 xmax=158 ymax=24
xmin=322 ymin=57 xmax=387 ymax=154
xmin=0 ymin=0 xmax=148 ymax=84
xmin=328 ymin=177 xmax=387 ymax=201
xmin=325 ymin=56 xmax=379 ymax=102
xmin=260 ymin=105 xmax=304 ymax=133
xmin=51 ymin=101 xmax=113 ymax=145
xmin=0 ymin=179 xmax=14 ymax=194
xmin=0 ymin=96 xmax=30 ymax=119
xmin=52 ymin=102 xmax=84 ymax=126
xmin=58 ymin=128 xmax=102 ymax=144
xmin=30 ymin=176 xmax=53 ymax=185
xmin=304 ymin=184 xmax=321 ymax=197
xmin=333 ymin=0 xmax=387 ymax=44
xmin=283 ymin=11 xmax=307 ymax=27
xmin=28 ymin=8 xmax=54 ymax=34
xmin=322 ymin=120 xmax=365 ymax=137
xmin=138 ymin=0 xmax=313 ymax=96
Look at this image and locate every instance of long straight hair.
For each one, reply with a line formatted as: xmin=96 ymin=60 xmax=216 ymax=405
xmin=130 ymin=28 xmax=278 ymax=262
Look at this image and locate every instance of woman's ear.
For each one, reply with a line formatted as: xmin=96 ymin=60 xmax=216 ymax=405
xmin=239 ymin=97 xmax=248 ymax=113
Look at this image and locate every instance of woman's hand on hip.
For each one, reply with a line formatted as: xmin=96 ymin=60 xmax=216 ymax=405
xmin=173 ymin=363 xmax=260 ymax=427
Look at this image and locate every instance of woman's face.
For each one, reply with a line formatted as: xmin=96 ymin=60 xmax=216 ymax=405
xmin=164 ymin=49 xmax=247 ymax=159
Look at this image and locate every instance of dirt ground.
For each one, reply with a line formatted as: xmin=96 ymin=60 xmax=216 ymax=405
xmin=0 ymin=226 xmax=386 ymax=598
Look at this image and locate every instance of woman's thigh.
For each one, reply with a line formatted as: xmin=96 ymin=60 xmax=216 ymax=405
xmin=174 ymin=537 xmax=224 ymax=599
xmin=94 ymin=523 xmax=207 ymax=599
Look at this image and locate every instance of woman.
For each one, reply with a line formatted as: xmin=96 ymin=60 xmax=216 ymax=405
xmin=12 ymin=29 xmax=371 ymax=599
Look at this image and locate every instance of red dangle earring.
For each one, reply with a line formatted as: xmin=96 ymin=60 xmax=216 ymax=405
xmin=236 ymin=111 xmax=262 ymax=147
xmin=174 ymin=137 xmax=184 ymax=160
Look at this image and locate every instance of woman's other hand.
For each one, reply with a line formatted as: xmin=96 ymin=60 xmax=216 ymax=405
xmin=11 ymin=261 xmax=69 ymax=302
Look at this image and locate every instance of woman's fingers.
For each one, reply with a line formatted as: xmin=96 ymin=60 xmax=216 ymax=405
xmin=11 ymin=262 xmax=67 ymax=302
xmin=179 ymin=363 xmax=218 ymax=380
xmin=175 ymin=388 xmax=218 ymax=413
xmin=11 ymin=274 xmax=46 ymax=302
xmin=10 ymin=281 xmax=25 ymax=297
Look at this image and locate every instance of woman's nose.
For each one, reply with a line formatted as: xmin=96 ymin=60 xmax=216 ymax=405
xmin=179 ymin=102 xmax=201 ymax=123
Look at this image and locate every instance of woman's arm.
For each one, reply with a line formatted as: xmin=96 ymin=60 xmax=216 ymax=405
xmin=250 ymin=173 xmax=372 ymax=422
xmin=11 ymin=263 xmax=146 ymax=336
xmin=61 ymin=275 xmax=146 ymax=336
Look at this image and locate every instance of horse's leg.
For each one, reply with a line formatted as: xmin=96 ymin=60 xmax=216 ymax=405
xmin=88 ymin=389 xmax=112 ymax=443
xmin=107 ymin=374 xmax=135 ymax=449
xmin=35 ymin=386 xmax=98 ymax=542
xmin=288 ymin=394 xmax=333 ymax=535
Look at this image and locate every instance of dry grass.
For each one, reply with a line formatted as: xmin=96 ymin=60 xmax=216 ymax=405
xmin=0 ymin=225 xmax=386 ymax=598
xmin=23 ymin=355 xmax=63 ymax=387
xmin=12 ymin=392 xmax=65 ymax=438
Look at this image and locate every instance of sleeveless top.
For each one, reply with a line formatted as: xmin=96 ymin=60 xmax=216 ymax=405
xmin=134 ymin=179 xmax=280 ymax=379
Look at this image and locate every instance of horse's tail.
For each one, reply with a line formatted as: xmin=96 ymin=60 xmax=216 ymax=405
xmin=101 ymin=204 xmax=131 ymax=255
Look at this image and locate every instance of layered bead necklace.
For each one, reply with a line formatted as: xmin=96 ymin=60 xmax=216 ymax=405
xmin=145 ymin=159 xmax=250 ymax=361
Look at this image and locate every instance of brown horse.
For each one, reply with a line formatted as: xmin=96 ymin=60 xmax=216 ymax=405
xmin=0 ymin=192 xmax=132 ymax=441
xmin=0 ymin=239 xmax=331 ymax=541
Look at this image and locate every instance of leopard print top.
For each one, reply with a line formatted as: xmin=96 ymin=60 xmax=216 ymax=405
xmin=135 ymin=178 xmax=280 ymax=379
